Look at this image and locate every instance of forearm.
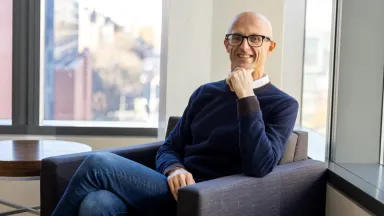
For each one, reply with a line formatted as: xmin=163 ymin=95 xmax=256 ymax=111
xmin=237 ymin=96 xmax=298 ymax=177
xmin=156 ymin=86 xmax=202 ymax=175
xmin=156 ymin=142 xmax=185 ymax=175
xmin=238 ymin=112 xmax=278 ymax=177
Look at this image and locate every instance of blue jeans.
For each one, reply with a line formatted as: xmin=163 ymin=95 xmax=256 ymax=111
xmin=51 ymin=152 xmax=176 ymax=216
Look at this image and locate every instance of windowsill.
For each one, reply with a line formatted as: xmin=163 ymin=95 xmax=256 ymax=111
xmin=327 ymin=162 xmax=384 ymax=215
xmin=0 ymin=125 xmax=158 ymax=137
xmin=42 ymin=120 xmax=158 ymax=128
xmin=294 ymin=124 xmax=384 ymax=214
xmin=337 ymin=163 xmax=384 ymax=192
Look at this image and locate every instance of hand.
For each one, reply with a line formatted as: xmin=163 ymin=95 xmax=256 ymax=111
xmin=167 ymin=168 xmax=195 ymax=201
xmin=226 ymin=67 xmax=255 ymax=99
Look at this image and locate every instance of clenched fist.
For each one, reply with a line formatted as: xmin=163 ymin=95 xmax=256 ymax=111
xmin=226 ymin=67 xmax=255 ymax=99
xmin=167 ymin=168 xmax=195 ymax=201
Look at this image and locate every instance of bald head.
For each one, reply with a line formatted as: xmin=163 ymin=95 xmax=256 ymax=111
xmin=224 ymin=11 xmax=276 ymax=78
xmin=227 ymin=12 xmax=273 ymax=38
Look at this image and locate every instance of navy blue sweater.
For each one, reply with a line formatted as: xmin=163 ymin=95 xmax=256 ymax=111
xmin=155 ymin=80 xmax=298 ymax=182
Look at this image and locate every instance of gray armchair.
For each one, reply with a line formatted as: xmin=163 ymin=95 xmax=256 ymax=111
xmin=40 ymin=116 xmax=327 ymax=216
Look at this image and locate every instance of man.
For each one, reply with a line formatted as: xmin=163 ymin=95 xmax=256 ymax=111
xmin=51 ymin=12 xmax=298 ymax=216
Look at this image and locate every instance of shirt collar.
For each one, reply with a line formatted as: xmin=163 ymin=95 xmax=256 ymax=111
xmin=253 ymin=74 xmax=270 ymax=89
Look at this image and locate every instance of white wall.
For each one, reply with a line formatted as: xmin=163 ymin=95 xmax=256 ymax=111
xmin=326 ymin=184 xmax=374 ymax=216
xmin=158 ymin=0 xmax=213 ymax=139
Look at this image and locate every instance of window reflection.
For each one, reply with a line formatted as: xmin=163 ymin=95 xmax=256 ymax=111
xmin=41 ymin=0 xmax=162 ymax=128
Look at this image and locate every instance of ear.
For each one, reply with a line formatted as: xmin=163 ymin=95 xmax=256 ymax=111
xmin=267 ymin=41 xmax=276 ymax=56
xmin=224 ymin=39 xmax=230 ymax=53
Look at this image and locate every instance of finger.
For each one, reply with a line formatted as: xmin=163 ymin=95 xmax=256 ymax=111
xmin=225 ymin=76 xmax=230 ymax=86
xmin=179 ymin=175 xmax=187 ymax=188
xmin=237 ymin=68 xmax=252 ymax=78
xmin=186 ymin=174 xmax=195 ymax=185
xmin=168 ymin=179 xmax=177 ymax=200
xmin=232 ymin=72 xmax=239 ymax=80
xmin=173 ymin=179 xmax=180 ymax=200
xmin=173 ymin=177 xmax=180 ymax=193
xmin=248 ymin=68 xmax=254 ymax=77
xmin=232 ymin=67 xmax=242 ymax=73
xmin=226 ymin=76 xmax=234 ymax=91
xmin=173 ymin=189 xmax=178 ymax=201
xmin=228 ymin=79 xmax=234 ymax=91
xmin=235 ymin=67 xmax=253 ymax=76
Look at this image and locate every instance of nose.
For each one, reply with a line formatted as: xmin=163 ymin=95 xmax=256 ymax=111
xmin=239 ymin=38 xmax=251 ymax=50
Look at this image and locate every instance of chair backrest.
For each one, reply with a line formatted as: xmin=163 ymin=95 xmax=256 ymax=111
xmin=166 ymin=116 xmax=181 ymax=138
xmin=278 ymin=130 xmax=308 ymax=165
xmin=165 ymin=116 xmax=308 ymax=165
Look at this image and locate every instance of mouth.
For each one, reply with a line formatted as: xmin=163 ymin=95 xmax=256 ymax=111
xmin=237 ymin=54 xmax=254 ymax=59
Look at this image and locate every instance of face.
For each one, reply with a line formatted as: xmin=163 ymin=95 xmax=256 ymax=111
xmin=224 ymin=15 xmax=276 ymax=74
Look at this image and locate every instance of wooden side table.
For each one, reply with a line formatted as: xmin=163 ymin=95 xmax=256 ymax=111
xmin=0 ymin=140 xmax=92 ymax=216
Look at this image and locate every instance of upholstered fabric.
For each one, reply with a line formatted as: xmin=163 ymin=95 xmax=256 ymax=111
xmin=279 ymin=133 xmax=299 ymax=164
xmin=40 ymin=117 xmax=324 ymax=216
xmin=178 ymin=159 xmax=326 ymax=216
xmin=293 ymin=130 xmax=309 ymax=162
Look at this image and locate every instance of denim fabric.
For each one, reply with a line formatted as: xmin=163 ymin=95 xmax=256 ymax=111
xmin=78 ymin=190 xmax=128 ymax=216
xmin=51 ymin=152 xmax=176 ymax=216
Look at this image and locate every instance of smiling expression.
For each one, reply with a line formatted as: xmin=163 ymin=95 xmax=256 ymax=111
xmin=224 ymin=12 xmax=276 ymax=79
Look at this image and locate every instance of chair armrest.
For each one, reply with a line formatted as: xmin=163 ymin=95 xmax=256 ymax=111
xmin=40 ymin=141 xmax=162 ymax=216
xmin=177 ymin=159 xmax=327 ymax=216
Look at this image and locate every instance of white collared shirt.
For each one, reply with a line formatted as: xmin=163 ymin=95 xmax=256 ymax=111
xmin=253 ymin=74 xmax=270 ymax=89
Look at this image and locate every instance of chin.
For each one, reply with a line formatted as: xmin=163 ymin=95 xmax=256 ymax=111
xmin=234 ymin=59 xmax=255 ymax=69
xmin=235 ymin=63 xmax=254 ymax=70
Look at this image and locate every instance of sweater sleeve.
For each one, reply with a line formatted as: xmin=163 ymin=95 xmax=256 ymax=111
xmin=155 ymin=87 xmax=200 ymax=175
xmin=237 ymin=95 xmax=299 ymax=177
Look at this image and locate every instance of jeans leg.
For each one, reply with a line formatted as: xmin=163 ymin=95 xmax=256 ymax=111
xmin=78 ymin=190 xmax=128 ymax=216
xmin=51 ymin=152 xmax=176 ymax=216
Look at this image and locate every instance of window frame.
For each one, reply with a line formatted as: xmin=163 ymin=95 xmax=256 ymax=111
xmin=380 ymin=69 xmax=384 ymax=165
xmin=297 ymin=0 xmax=337 ymax=161
xmin=0 ymin=0 xmax=159 ymax=137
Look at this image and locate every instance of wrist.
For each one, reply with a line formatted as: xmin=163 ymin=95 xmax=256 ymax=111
xmin=238 ymin=90 xmax=255 ymax=99
xmin=166 ymin=167 xmax=183 ymax=176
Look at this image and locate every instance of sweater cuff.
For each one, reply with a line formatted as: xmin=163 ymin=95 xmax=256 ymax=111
xmin=163 ymin=163 xmax=185 ymax=176
xmin=237 ymin=96 xmax=260 ymax=116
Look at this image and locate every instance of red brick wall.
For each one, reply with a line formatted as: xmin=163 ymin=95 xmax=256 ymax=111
xmin=54 ymin=68 xmax=75 ymax=120
xmin=0 ymin=0 xmax=13 ymax=119
xmin=54 ymin=54 xmax=92 ymax=121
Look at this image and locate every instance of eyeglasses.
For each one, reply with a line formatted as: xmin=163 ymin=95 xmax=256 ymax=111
xmin=225 ymin=34 xmax=271 ymax=47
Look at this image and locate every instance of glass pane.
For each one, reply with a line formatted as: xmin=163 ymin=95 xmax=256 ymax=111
xmin=0 ymin=0 xmax=13 ymax=125
xmin=41 ymin=0 xmax=162 ymax=128
xmin=301 ymin=0 xmax=334 ymax=160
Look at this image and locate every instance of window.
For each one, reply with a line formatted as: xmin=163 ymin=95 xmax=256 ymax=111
xmin=301 ymin=0 xmax=334 ymax=160
xmin=40 ymin=0 xmax=162 ymax=128
xmin=0 ymin=0 xmax=13 ymax=125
